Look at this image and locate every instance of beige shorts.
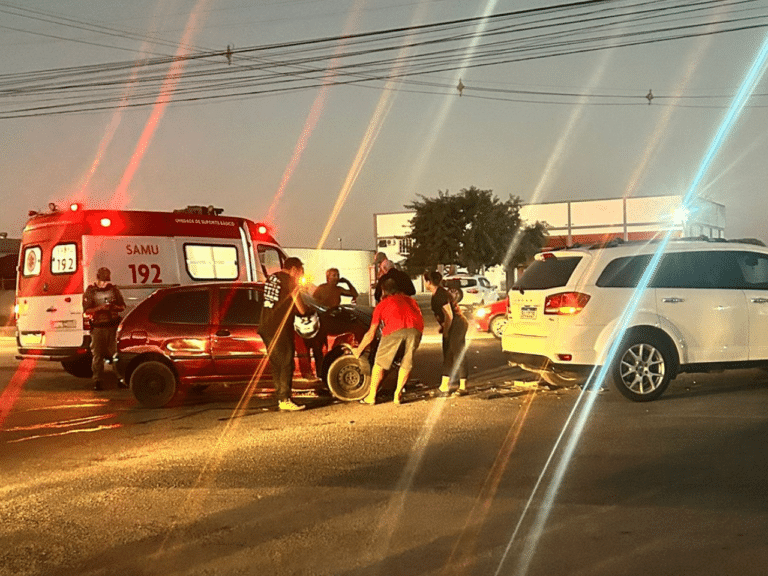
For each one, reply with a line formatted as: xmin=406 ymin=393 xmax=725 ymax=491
xmin=375 ymin=328 xmax=422 ymax=371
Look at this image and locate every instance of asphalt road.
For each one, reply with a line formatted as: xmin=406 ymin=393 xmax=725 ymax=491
xmin=2 ymin=333 xmax=768 ymax=576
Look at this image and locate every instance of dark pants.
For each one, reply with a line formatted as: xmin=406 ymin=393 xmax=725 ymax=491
xmin=308 ymin=330 xmax=324 ymax=378
xmin=261 ymin=328 xmax=296 ymax=402
xmin=90 ymin=325 xmax=117 ymax=383
xmin=442 ymin=315 xmax=468 ymax=381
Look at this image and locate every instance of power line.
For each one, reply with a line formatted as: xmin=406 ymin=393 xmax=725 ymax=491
xmin=0 ymin=0 xmax=766 ymax=118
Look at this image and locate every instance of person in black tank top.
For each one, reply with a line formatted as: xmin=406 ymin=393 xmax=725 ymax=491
xmin=424 ymin=270 xmax=469 ymax=396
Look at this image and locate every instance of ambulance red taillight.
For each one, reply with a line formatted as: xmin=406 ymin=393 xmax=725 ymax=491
xmin=544 ymin=292 xmax=590 ymax=315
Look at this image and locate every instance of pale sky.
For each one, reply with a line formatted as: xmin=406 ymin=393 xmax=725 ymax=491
xmin=3 ymin=0 xmax=768 ymax=250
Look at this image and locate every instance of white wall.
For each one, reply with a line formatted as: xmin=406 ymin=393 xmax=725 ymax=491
xmin=284 ymin=247 xmax=375 ymax=302
xmin=375 ymin=212 xmax=413 ymax=238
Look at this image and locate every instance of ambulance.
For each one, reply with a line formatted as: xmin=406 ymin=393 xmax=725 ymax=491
xmin=16 ymin=203 xmax=286 ymax=377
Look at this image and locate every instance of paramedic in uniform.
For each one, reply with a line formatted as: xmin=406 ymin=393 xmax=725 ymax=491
xmin=259 ymin=257 xmax=309 ymax=411
xmin=83 ymin=267 xmax=126 ymax=391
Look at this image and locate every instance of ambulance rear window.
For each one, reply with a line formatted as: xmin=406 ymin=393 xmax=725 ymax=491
xmin=51 ymin=243 xmax=77 ymax=275
xmin=184 ymin=244 xmax=238 ymax=280
xmin=22 ymin=246 xmax=42 ymax=277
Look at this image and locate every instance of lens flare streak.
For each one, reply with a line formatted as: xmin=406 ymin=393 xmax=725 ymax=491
xmin=444 ymin=389 xmax=537 ymax=572
xmin=113 ymin=0 xmax=211 ymax=207
xmin=7 ymin=423 xmax=122 ymax=444
xmin=267 ymin=0 xmax=365 ymax=236
xmin=2 ymin=413 xmax=117 ymax=433
xmin=0 ymin=359 xmax=36 ymax=429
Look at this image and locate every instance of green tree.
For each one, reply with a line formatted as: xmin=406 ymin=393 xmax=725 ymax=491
xmin=403 ymin=186 xmax=548 ymax=276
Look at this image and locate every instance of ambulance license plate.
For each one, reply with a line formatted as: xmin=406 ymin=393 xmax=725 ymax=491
xmin=21 ymin=332 xmax=44 ymax=345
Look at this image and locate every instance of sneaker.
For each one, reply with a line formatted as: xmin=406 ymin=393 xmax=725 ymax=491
xmin=278 ymin=400 xmax=306 ymax=411
xmin=452 ymin=388 xmax=468 ymax=397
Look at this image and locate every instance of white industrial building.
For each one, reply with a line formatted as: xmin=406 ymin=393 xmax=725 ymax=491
xmin=374 ymin=194 xmax=726 ymax=257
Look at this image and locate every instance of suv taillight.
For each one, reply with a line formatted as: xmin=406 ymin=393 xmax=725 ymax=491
xmin=544 ymin=292 xmax=590 ymax=315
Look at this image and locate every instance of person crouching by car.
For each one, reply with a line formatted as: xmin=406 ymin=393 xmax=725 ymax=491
xmin=353 ymin=278 xmax=423 ymax=405
xmin=424 ymin=270 xmax=469 ymax=397
xmin=83 ymin=267 xmax=126 ymax=391
xmin=260 ymin=257 xmax=309 ymax=411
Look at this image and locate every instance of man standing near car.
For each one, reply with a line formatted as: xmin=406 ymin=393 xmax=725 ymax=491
xmin=83 ymin=267 xmax=126 ymax=391
xmin=374 ymin=259 xmax=416 ymax=303
xmin=313 ymin=267 xmax=358 ymax=308
xmin=305 ymin=267 xmax=359 ymax=378
xmin=260 ymin=257 xmax=309 ymax=411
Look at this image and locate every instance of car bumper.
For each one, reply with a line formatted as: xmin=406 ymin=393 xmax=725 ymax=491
xmin=504 ymin=350 xmax=594 ymax=379
xmin=501 ymin=322 xmax=604 ymax=366
xmin=16 ymin=345 xmax=90 ymax=362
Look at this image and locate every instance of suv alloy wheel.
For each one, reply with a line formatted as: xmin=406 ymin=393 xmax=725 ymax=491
xmin=611 ymin=330 xmax=675 ymax=402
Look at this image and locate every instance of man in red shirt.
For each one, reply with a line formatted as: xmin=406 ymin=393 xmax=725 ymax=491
xmin=352 ymin=278 xmax=424 ymax=405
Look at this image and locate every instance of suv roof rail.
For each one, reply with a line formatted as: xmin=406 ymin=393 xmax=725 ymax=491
xmin=544 ymin=235 xmax=766 ymax=254
xmin=586 ymin=237 xmax=628 ymax=250
xmin=729 ymin=237 xmax=766 ymax=247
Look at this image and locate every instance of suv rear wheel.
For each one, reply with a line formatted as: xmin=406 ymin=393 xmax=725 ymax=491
xmin=611 ymin=332 xmax=673 ymax=402
xmin=130 ymin=360 xmax=178 ymax=408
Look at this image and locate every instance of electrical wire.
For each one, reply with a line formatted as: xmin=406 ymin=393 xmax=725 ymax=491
xmin=0 ymin=0 xmax=766 ymax=118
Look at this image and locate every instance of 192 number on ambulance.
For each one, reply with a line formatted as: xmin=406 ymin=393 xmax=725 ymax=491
xmin=129 ymin=264 xmax=162 ymax=284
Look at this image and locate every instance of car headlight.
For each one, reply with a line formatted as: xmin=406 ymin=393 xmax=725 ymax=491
xmin=474 ymin=307 xmax=489 ymax=319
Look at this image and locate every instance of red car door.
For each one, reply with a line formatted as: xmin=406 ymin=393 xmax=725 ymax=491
xmin=211 ymin=285 xmax=272 ymax=382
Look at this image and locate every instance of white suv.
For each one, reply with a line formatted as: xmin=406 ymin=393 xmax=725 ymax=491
xmin=502 ymin=238 xmax=768 ymax=401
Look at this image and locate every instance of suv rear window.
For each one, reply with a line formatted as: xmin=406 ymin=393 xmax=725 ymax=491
xmin=517 ymin=256 xmax=582 ymax=290
xmin=149 ymin=290 xmax=210 ymax=324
